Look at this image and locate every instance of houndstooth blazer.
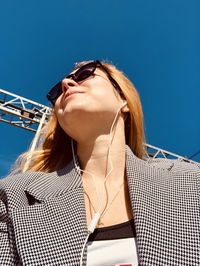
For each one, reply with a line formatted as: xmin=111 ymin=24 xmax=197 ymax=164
xmin=0 ymin=145 xmax=200 ymax=266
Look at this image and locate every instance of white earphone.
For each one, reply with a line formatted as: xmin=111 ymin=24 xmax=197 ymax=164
xmin=121 ymin=102 xmax=127 ymax=108
xmin=74 ymin=100 xmax=128 ymax=265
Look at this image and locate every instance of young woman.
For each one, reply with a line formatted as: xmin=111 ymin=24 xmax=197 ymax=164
xmin=0 ymin=60 xmax=199 ymax=266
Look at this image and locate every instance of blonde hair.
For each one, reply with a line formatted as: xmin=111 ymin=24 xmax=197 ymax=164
xmin=11 ymin=60 xmax=147 ymax=173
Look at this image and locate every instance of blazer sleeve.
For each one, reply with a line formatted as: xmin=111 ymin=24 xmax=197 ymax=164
xmin=0 ymin=185 xmax=13 ymax=265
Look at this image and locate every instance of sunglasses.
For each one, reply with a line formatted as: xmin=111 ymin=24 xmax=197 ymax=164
xmin=46 ymin=60 xmax=122 ymax=105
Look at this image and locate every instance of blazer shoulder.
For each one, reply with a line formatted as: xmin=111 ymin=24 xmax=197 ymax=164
xmin=0 ymin=171 xmax=45 ymax=206
xmin=0 ymin=170 xmax=44 ymax=188
xmin=147 ymin=157 xmax=200 ymax=175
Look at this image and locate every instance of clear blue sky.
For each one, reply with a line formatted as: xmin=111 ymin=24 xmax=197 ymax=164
xmin=1 ymin=0 xmax=200 ymax=178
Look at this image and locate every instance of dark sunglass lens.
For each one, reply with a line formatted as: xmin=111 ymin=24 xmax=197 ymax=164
xmin=74 ymin=64 xmax=96 ymax=82
xmin=47 ymin=62 xmax=97 ymax=105
xmin=47 ymin=82 xmax=62 ymax=104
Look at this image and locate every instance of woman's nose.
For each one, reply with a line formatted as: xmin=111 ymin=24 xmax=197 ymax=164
xmin=61 ymin=78 xmax=78 ymax=92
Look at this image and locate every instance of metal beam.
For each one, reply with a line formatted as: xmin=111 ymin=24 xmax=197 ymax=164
xmin=144 ymin=143 xmax=192 ymax=162
xmin=0 ymin=88 xmax=51 ymax=132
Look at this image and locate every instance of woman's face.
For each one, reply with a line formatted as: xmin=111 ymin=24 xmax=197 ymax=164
xmin=54 ymin=67 xmax=127 ymax=139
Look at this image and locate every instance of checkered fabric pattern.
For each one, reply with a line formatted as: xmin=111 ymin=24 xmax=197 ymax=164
xmin=0 ymin=145 xmax=200 ymax=265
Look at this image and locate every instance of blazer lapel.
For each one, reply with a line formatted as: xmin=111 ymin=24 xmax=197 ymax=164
xmin=125 ymin=146 xmax=200 ymax=265
xmin=10 ymin=160 xmax=88 ymax=265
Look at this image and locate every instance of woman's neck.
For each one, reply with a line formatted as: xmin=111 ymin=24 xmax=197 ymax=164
xmin=76 ymin=129 xmax=126 ymax=184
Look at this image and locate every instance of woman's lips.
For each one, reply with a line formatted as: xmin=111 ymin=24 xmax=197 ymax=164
xmin=64 ymin=91 xmax=84 ymax=101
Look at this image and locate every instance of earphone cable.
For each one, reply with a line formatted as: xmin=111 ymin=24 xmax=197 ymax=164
xmin=71 ymin=104 xmax=125 ymax=265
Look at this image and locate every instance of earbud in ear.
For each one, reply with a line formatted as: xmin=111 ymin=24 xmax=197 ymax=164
xmin=121 ymin=102 xmax=127 ymax=108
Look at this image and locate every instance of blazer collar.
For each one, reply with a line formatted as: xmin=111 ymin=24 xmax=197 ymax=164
xmin=24 ymin=145 xmax=174 ymax=202
xmin=25 ymin=158 xmax=82 ymax=202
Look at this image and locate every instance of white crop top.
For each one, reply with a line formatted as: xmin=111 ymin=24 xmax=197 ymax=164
xmin=87 ymin=219 xmax=139 ymax=266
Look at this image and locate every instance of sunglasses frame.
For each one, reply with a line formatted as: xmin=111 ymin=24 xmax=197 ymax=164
xmin=46 ymin=60 xmax=122 ymax=105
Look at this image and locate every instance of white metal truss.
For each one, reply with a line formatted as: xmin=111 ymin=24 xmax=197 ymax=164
xmin=144 ymin=143 xmax=192 ymax=162
xmin=0 ymin=88 xmax=196 ymax=163
xmin=0 ymin=88 xmax=51 ymax=132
